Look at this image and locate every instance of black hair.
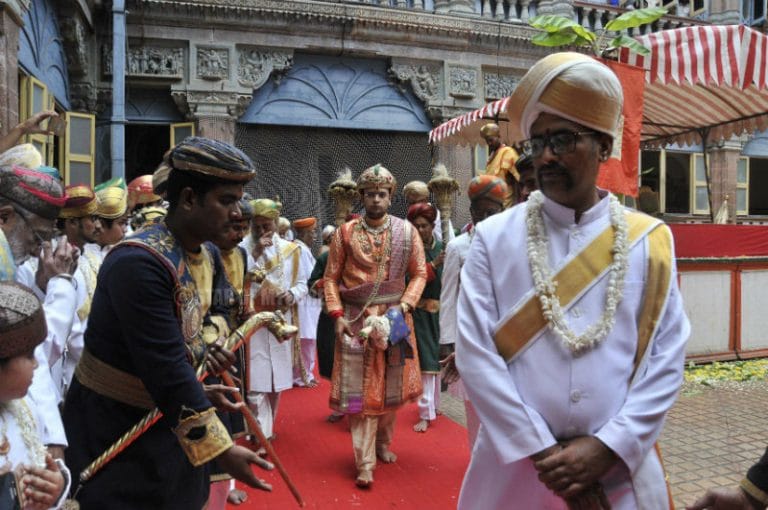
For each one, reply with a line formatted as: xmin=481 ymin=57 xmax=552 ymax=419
xmin=165 ymin=170 xmax=221 ymax=213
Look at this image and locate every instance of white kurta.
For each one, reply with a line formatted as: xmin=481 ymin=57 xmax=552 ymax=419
xmin=241 ymin=234 xmax=309 ymax=393
xmin=439 ymin=232 xmax=472 ymax=401
xmin=456 ymin=194 xmax=690 ymax=510
xmin=15 ymin=262 xmax=74 ymax=447
xmin=295 ymin=240 xmax=321 ymax=340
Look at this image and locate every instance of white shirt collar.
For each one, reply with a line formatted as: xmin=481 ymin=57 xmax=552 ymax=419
xmin=540 ymin=188 xmax=610 ymax=228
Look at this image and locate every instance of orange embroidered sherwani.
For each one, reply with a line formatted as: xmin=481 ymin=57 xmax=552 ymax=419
xmin=324 ymin=215 xmax=427 ymax=415
xmin=485 ymin=145 xmax=520 ymax=208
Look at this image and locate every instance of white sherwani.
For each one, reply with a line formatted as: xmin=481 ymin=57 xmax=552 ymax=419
xmin=456 ymin=193 xmax=690 ymax=510
xmin=439 ymin=231 xmax=472 ymax=402
xmin=241 ymin=233 xmax=309 ymax=393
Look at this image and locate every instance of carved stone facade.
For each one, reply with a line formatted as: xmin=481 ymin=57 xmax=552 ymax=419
xmin=237 ymin=47 xmax=293 ymax=90
xmin=389 ymin=61 xmax=442 ymax=104
xmin=196 ymin=47 xmax=229 ymax=81
xmin=449 ymin=66 xmax=478 ymax=99
xmin=484 ymin=72 xmax=520 ymax=100
xmin=103 ymin=44 xmax=184 ymax=79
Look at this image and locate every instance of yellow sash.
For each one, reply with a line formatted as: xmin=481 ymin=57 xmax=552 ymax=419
xmin=493 ymin=212 xmax=671 ymax=364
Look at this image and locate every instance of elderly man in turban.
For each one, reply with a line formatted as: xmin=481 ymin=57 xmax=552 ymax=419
xmin=0 ymin=164 xmax=76 ymax=460
xmin=480 ymin=122 xmax=519 ymax=208
xmin=406 ymin=202 xmax=444 ymax=434
xmin=240 ymin=198 xmax=308 ymax=451
xmin=438 ymin=174 xmax=508 ymax=448
xmin=63 ymin=137 xmax=274 ymax=509
xmin=456 ymin=52 xmax=690 ymax=509
xmin=324 ymin=164 xmax=427 ymax=488
xmin=292 ymin=217 xmax=321 ymax=388
xmin=403 ymin=180 xmax=454 ymax=243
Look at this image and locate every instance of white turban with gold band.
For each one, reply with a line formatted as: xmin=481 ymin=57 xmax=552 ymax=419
xmin=506 ymin=52 xmax=624 ymax=144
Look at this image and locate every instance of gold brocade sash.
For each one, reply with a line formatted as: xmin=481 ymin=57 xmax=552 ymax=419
xmin=493 ymin=212 xmax=669 ymax=363
xmin=76 ymin=348 xmax=155 ymax=409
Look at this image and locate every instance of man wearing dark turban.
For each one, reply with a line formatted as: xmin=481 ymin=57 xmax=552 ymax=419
xmin=406 ymin=203 xmax=444 ymax=434
xmin=62 ymin=137 xmax=274 ymax=509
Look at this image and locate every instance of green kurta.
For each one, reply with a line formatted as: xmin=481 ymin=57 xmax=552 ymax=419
xmin=411 ymin=238 xmax=442 ymax=373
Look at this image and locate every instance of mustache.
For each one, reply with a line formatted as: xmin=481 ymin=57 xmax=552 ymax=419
xmin=537 ymin=162 xmax=568 ymax=175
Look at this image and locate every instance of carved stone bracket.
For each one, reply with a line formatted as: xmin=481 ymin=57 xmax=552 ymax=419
xmin=236 ymin=46 xmax=293 ymax=90
xmin=484 ymin=72 xmax=520 ymax=100
xmin=172 ymin=90 xmax=253 ymax=119
xmin=389 ymin=60 xmax=443 ymax=104
xmin=196 ymin=47 xmax=229 ymax=81
xmin=448 ymin=66 xmax=478 ymax=99
xmin=103 ymin=44 xmax=185 ymax=79
xmin=60 ymin=15 xmax=88 ymax=78
xmin=70 ymin=82 xmax=98 ymax=113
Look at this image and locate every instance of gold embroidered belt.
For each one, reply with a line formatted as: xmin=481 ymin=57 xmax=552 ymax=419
xmin=76 ymin=348 xmax=155 ymax=409
xmin=417 ymin=298 xmax=440 ymax=313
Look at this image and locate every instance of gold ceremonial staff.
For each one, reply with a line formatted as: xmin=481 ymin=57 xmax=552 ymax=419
xmin=428 ymin=163 xmax=459 ymax=244
xmin=328 ymin=168 xmax=358 ymax=226
xmin=72 ymin=312 xmax=298 ymax=503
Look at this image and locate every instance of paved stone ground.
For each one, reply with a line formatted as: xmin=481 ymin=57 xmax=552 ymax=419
xmin=439 ymin=380 xmax=768 ymax=508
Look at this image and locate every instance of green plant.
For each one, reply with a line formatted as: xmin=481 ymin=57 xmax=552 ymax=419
xmin=529 ymin=7 xmax=667 ymax=57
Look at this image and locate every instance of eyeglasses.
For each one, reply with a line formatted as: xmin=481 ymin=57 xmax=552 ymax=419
xmin=521 ymin=130 xmax=598 ymax=158
xmin=14 ymin=208 xmax=55 ymax=244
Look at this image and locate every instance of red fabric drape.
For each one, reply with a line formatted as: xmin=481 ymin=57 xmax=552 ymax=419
xmin=669 ymin=224 xmax=768 ymax=258
xmin=597 ymin=59 xmax=646 ymax=198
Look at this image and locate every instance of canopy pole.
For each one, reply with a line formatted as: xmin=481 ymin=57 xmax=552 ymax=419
xmin=699 ymin=128 xmax=714 ymax=223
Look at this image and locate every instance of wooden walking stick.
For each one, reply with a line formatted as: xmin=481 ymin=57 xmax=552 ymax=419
xmin=427 ymin=163 xmax=459 ymax=243
xmin=73 ymin=312 xmax=298 ymax=499
xmin=220 ymin=369 xmax=305 ymax=507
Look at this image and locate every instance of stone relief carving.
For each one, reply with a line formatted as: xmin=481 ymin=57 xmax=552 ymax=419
xmin=69 ymin=82 xmax=98 ymax=113
xmin=60 ymin=16 xmax=88 ymax=77
xmin=237 ymin=47 xmax=293 ymax=89
xmin=449 ymin=66 xmax=477 ymax=99
xmin=389 ymin=62 xmax=442 ymax=103
xmin=484 ymin=73 xmax=520 ymax=100
xmin=103 ymin=45 xmax=184 ymax=79
xmin=172 ymin=90 xmax=253 ymax=119
xmin=197 ymin=47 xmax=229 ymax=81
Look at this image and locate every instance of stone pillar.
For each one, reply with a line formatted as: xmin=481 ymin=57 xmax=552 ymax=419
xmin=434 ymin=0 xmax=451 ymax=14
xmin=708 ymin=0 xmax=741 ymax=25
xmin=172 ymin=90 xmax=252 ymax=145
xmin=536 ymin=0 xmax=574 ymax=18
xmin=447 ymin=0 xmax=475 ymax=14
xmin=709 ymin=139 xmax=741 ymax=223
xmin=0 ymin=4 xmax=24 ymax=137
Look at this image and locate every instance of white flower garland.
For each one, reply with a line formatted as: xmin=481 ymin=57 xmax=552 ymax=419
xmin=526 ymin=191 xmax=629 ymax=354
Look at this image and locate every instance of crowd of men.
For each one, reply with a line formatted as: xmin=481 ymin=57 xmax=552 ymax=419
xmin=0 ymin=51 xmax=765 ymax=510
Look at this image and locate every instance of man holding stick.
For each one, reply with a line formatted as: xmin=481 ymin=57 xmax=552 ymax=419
xmin=63 ymin=137 xmax=274 ymax=509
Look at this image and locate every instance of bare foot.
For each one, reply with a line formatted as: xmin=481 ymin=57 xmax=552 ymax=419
xmin=413 ymin=419 xmax=429 ymax=433
xmin=307 ymin=379 xmax=319 ymax=388
xmin=227 ymin=489 xmax=248 ymax=505
xmin=355 ymin=470 xmax=374 ymax=488
xmin=255 ymin=446 xmax=268 ymax=457
xmin=326 ymin=412 xmax=344 ymax=423
xmin=376 ymin=448 xmax=398 ymax=463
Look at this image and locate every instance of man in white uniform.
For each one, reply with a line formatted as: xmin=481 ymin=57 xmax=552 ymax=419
xmin=292 ymin=216 xmax=321 ymax=387
xmin=438 ymin=174 xmax=507 ymax=449
xmin=456 ymin=52 xmax=690 ymax=509
xmin=241 ymin=199 xmax=308 ymax=444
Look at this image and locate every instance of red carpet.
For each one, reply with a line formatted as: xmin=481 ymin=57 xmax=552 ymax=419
xmin=230 ymin=378 xmax=471 ymax=509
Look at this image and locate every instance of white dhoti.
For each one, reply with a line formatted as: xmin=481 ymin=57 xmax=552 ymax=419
xmin=417 ymin=373 xmax=440 ymax=421
xmin=246 ymin=391 xmax=281 ymax=440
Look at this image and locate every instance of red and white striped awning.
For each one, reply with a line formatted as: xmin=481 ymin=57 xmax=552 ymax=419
xmin=428 ymin=97 xmax=512 ymax=146
xmin=618 ymin=25 xmax=768 ymax=146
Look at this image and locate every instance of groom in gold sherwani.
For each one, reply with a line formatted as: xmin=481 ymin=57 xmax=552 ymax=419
xmin=324 ymin=164 xmax=427 ymax=488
